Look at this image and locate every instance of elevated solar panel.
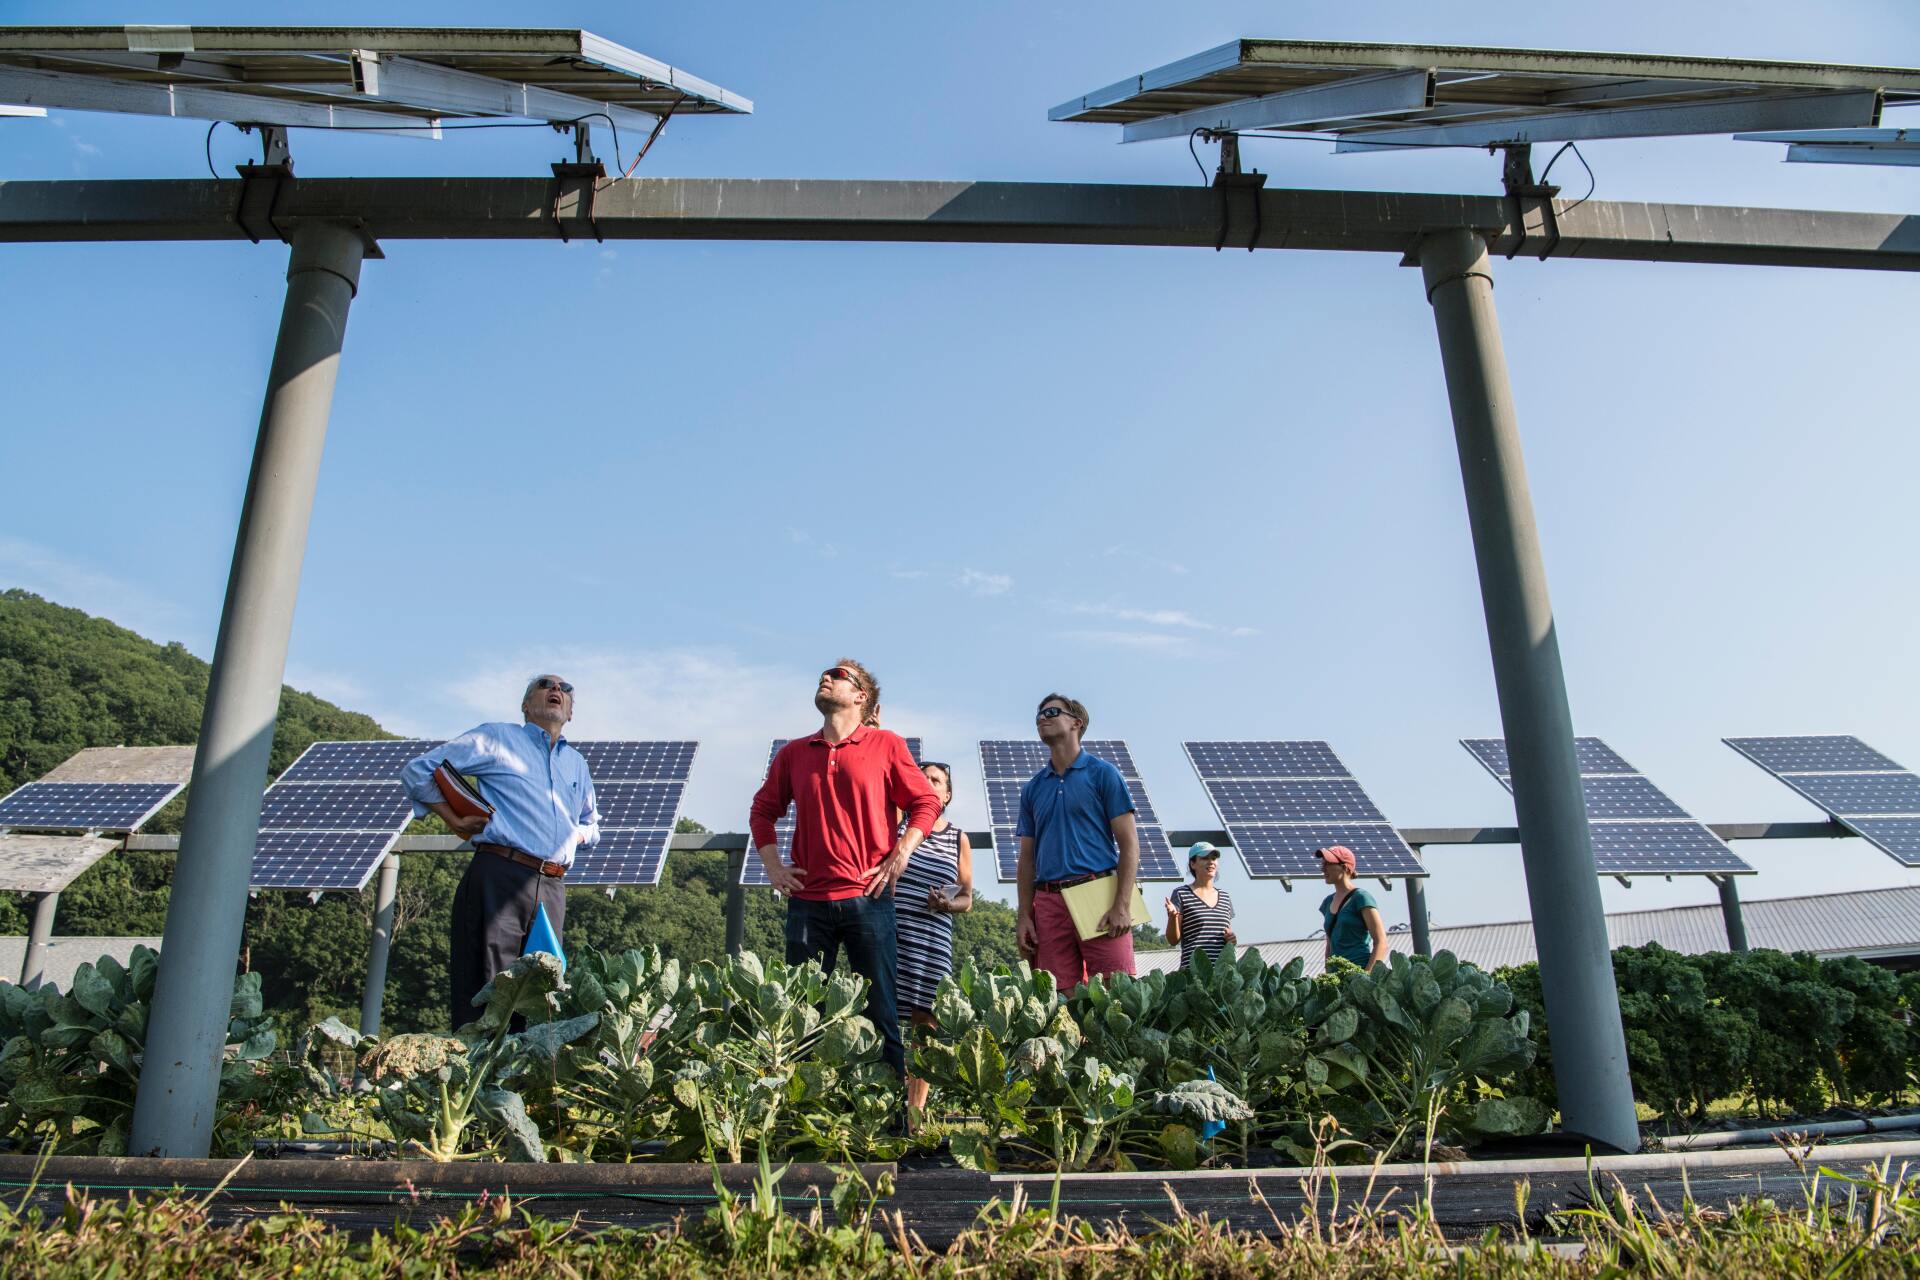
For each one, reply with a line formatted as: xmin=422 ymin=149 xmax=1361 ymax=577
xmin=1052 ymin=40 xmax=1916 ymax=148
xmin=1462 ymin=736 xmax=1752 ymax=876
xmin=1183 ymin=740 xmax=1424 ymax=881
xmin=742 ymin=736 xmax=921 ymax=886
xmin=566 ymin=740 xmax=697 ymax=887
xmin=0 ymin=780 xmax=181 ymax=833
xmin=1725 ymin=735 xmax=1920 ymax=868
xmin=257 ymin=782 xmax=412 ymax=831
xmin=977 ymin=739 xmax=1182 ymax=884
xmin=278 ymin=739 xmax=441 ymax=782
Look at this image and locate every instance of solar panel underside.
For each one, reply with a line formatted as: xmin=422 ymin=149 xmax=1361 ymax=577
xmin=1184 ymin=740 xmax=1424 ymax=881
xmin=977 ymin=739 xmax=1182 ymax=884
xmin=1461 ymin=736 xmax=1752 ymax=876
xmin=0 ymin=780 xmax=182 ymax=833
xmin=741 ymin=737 xmax=921 ymax=886
xmin=1725 ymin=735 xmax=1920 ymax=868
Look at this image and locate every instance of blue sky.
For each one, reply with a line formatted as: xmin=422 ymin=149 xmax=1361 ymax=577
xmin=3 ymin=0 xmax=1917 ymax=943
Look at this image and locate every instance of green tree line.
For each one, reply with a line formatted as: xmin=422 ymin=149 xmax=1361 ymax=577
xmin=0 ymin=590 xmax=1031 ymax=1034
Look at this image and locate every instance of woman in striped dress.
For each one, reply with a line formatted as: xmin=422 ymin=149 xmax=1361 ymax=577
xmin=897 ymin=760 xmax=972 ymax=1117
xmin=1164 ymin=841 xmax=1236 ymax=969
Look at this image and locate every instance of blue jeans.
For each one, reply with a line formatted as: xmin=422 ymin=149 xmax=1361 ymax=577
xmin=785 ymin=894 xmax=903 ymax=1078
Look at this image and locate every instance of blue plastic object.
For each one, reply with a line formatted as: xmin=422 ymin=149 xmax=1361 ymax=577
xmin=1199 ymin=1064 xmax=1227 ymax=1143
xmin=522 ymin=902 xmax=566 ymax=974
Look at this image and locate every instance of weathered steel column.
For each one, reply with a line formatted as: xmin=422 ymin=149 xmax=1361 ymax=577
xmin=1405 ymin=876 xmax=1432 ymax=958
xmin=724 ymin=848 xmax=747 ymax=958
xmin=1716 ymin=876 xmax=1750 ymax=952
xmin=130 ymin=223 xmax=369 ymax=1158
xmin=19 ymin=890 xmax=58 ymax=989
xmin=1419 ymin=228 xmax=1639 ymax=1153
xmin=359 ymin=853 xmax=401 ymax=1036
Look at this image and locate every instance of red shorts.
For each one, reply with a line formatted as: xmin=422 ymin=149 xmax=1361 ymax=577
xmin=1032 ymin=886 xmax=1135 ymax=992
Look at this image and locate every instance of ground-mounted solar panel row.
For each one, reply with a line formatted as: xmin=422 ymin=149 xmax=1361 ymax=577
xmin=740 ymin=737 xmax=921 ymax=886
xmin=977 ymin=739 xmax=1183 ymax=884
xmin=1726 ymin=735 xmax=1920 ymax=868
xmin=1461 ymin=736 xmax=1752 ymax=878
xmin=1183 ymin=740 xmax=1426 ymax=881
xmin=0 ymin=781 xmax=182 ymax=833
xmin=251 ymin=739 xmax=698 ymax=890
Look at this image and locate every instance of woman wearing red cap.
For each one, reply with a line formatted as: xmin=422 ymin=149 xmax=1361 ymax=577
xmin=1317 ymin=844 xmax=1388 ymax=971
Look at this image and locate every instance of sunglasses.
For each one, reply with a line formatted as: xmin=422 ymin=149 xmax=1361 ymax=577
xmin=1036 ymin=706 xmax=1073 ymax=721
xmin=534 ymin=678 xmax=574 ymax=694
xmin=820 ymin=667 xmax=862 ymax=686
xmin=920 ymin=761 xmax=951 ymax=775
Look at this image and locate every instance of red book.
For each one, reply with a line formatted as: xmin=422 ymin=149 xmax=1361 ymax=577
xmin=432 ymin=761 xmax=493 ymax=823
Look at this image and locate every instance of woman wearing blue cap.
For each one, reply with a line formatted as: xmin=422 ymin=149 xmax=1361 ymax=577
xmin=1164 ymin=841 xmax=1236 ymax=968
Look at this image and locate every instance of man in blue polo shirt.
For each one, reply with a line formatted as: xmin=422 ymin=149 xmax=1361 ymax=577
xmin=1014 ymin=692 xmax=1140 ymax=990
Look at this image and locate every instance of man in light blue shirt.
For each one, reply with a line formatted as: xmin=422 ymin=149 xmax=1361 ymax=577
xmin=401 ymin=674 xmax=597 ymax=1029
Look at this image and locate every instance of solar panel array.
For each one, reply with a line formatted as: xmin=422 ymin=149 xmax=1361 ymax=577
xmin=977 ymin=739 xmax=1182 ymax=884
xmin=0 ymin=781 xmax=182 ymax=833
xmin=1725 ymin=735 xmax=1920 ymax=868
xmin=251 ymin=741 xmax=436 ymax=890
xmin=741 ymin=736 xmax=922 ymax=886
xmin=1462 ymin=736 xmax=1752 ymax=876
xmin=568 ymin=741 xmax=697 ymax=887
xmin=1184 ymin=741 xmax=1425 ymax=881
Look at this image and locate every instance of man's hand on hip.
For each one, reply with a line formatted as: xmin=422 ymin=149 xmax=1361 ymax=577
xmin=864 ymin=848 xmax=910 ymax=897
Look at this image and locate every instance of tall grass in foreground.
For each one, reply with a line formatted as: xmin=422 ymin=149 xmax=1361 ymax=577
xmin=3 ymin=1153 xmax=1919 ymax=1278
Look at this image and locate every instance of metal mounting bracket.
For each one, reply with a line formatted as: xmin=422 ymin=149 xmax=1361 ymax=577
xmin=550 ymin=120 xmax=607 ymax=243
xmin=1497 ymin=143 xmax=1562 ymax=262
xmin=1206 ymin=131 xmax=1268 ymax=252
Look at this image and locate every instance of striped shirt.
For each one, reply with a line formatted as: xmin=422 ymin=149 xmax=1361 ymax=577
xmin=895 ymin=824 xmax=963 ymax=1014
xmin=1171 ymin=885 xmax=1234 ymax=968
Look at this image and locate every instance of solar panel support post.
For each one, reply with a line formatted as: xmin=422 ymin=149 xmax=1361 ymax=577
xmin=1404 ymin=875 xmax=1432 ymax=958
xmin=359 ymin=853 xmax=401 ymax=1036
xmin=19 ymin=890 xmax=57 ymax=989
xmin=129 ymin=222 xmax=369 ymax=1160
xmin=1418 ymin=228 xmax=1639 ymax=1154
xmin=1714 ymin=875 xmax=1750 ymax=953
xmin=724 ymin=848 xmax=747 ymax=957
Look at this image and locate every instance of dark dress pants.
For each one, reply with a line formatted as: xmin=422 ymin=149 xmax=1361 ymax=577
xmin=784 ymin=893 xmax=903 ymax=1078
xmin=449 ymin=851 xmax=567 ymax=1031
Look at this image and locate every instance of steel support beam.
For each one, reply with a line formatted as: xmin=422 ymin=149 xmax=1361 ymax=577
xmin=1405 ymin=876 xmax=1432 ymax=957
xmin=359 ymin=853 xmax=401 ymax=1036
xmin=1419 ymin=228 xmax=1638 ymax=1154
xmin=19 ymin=890 xmax=58 ymax=989
xmin=1716 ymin=875 xmax=1751 ymax=953
xmin=128 ymin=222 xmax=368 ymax=1159
xmin=724 ymin=848 xmax=746 ymax=958
xmin=0 ymin=179 xmax=1915 ymax=272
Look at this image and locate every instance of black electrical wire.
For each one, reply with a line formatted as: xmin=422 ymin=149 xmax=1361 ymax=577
xmin=1539 ymin=141 xmax=1597 ymax=212
xmin=1188 ymin=129 xmax=1210 ymax=185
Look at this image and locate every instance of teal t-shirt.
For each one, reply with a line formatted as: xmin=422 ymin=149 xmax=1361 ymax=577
xmin=1319 ymin=888 xmax=1378 ymax=967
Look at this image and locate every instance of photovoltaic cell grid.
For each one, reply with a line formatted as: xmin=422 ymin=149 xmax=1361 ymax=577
xmin=1461 ymin=737 xmax=1752 ymax=876
xmin=977 ymin=739 xmax=1183 ymax=884
xmin=741 ymin=737 xmax=922 ymax=886
xmin=566 ymin=740 xmax=698 ymax=887
xmin=1725 ymin=735 xmax=1920 ymax=868
xmin=252 ymin=741 xmax=421 ymax=891
xmin=1183 ymin=740 xmax=1424 ymax=881
xmin=0 ymin=781 xmax=182 ymax=833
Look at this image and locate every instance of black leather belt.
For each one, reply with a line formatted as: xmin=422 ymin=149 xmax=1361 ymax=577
xmin=1035 ymin=869 xmax=1112 ymax=894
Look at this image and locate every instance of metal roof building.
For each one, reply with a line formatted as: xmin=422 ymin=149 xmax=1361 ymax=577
xmin=1140 ymin=885 xmax=1920 ymax=975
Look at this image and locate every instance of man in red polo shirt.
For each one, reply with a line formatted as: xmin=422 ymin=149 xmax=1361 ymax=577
xmin=750 ymin=658 xmax=942 ymax=1080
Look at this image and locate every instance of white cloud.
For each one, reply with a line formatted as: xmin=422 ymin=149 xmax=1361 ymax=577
xmin=1058 ymin=629 xmax=1193 ymax=652
xmin=284 ymin=663 xmax=369 ymax=709
xmin=955 ymin=568 xmax=1012 ymax=597
xmin=785 ymin=527 xmax=839 ymax=559
xmin=1103 ymin=544 xmax=1189 ymax=576
xmin=1073 ymin=601 xmax=1256 ymax=638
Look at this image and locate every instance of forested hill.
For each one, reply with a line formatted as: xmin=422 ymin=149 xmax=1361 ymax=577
xmin=0 ymin=588 xmax=389 ymax=796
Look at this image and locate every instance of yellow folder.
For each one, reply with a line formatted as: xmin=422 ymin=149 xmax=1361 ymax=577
xmin=1060 ymin=876 xmax=1149 ymax=942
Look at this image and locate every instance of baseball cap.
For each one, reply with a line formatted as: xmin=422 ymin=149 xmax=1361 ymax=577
xmin=1187 ymin=840 xmax=1221 ymax=862
xmin=1316 ymin=844 xmax=1356 ymax=871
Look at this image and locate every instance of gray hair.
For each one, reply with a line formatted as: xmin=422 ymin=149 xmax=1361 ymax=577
xmin=523 ymin=673 xmax=569 ymax=701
